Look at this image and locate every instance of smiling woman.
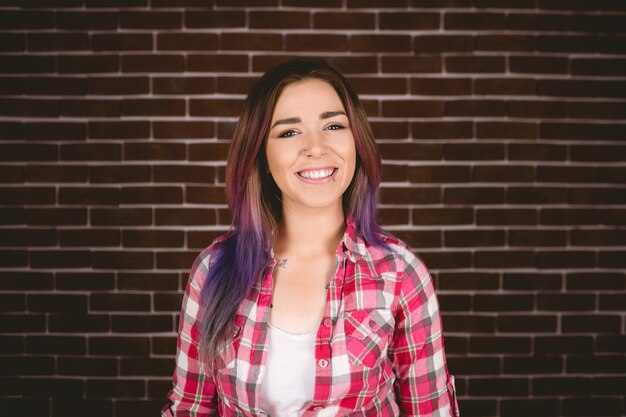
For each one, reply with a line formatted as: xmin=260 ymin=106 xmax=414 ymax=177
xmin=162 ymin=58 xmax=460 ymax=417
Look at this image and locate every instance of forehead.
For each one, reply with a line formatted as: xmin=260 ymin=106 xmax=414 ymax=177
xmin=272 ymin=79 xmax=344 ymax=118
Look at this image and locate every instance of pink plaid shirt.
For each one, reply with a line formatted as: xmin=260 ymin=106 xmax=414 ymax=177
xmin=162 ymin=216 xmax=460 ymax=417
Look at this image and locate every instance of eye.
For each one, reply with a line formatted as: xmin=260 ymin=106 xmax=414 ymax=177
xmin=325 ymin=123 xmax=345 ymax=131
xmin=278 ymin=129 xmax=298 ymax=138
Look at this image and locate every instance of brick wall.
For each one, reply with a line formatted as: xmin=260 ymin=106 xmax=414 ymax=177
xmin=1 ymin=1 xmax=625 ymax=416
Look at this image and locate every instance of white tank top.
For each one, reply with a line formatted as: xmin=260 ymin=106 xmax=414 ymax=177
xmin=259 ymin=323 xmax=316 ymax=417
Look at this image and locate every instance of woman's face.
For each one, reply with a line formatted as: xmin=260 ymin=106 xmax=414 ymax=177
xmin=265 ymin=78 xmax=357 ymax=215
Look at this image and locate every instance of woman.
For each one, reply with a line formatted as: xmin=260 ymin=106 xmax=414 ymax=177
xmin=162 ymin=58 xmax=460 ymax=417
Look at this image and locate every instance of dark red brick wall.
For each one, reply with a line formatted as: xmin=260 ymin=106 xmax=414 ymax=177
xmin=1 ymin=1 xmax=625 ymax=416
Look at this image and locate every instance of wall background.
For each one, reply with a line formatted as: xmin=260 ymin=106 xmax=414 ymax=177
xmin=1 ymin=1 xmax=625 ymax=416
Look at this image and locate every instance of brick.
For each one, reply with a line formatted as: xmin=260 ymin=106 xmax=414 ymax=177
xmin=496 ymin=314 xmax=557 ymax=334
xmin=502 ymin=273 xmax=561 ymax=290
xmin=283 ymin=0 xmax=341 ymax=6
xmin=0 ymin=399 xmax=48 ymax=417
xmin=0 ymin=314 xmax=45 ymax=332
xmin=500 ymin=399 xmax=560 ymax=417
xmin=414 ymin=35 xmax=473 ymax=53
xmin=571 ymin=145 xmax=626 ymax=162
xmin=572 ymin=58 xmax=626 ymax=76
xmin=0 ymin=250 xmax=27 ymax=267
xmin=185 ymin=186 xmax=227 ymax=204
xmin=0 ymin=98 xmax=59 ymax=117
xmin=58 ymin=229 xmax=120 ymax=247
xmin=116 ymin=400 xmax=165 ymax=417
xmin=158 ymin=33 xmax=218 ymax=51
xmin=122 ymin=99 xmax=185 ymax=116
xmin=370 ymin=122 xmax=408 ymax=140
xmin=539 ymin=0 xmax=626 ymax=10
xmin=447 ymin=357 xmax=500 ymax=374
xmin=412 ymin=121 xmax=472 ymax=139
xmin=313 ymin=12 xmax=375 ymax=30
xmin=351 ymin=35 xmax=411 ymax=52
xmin=56 ymin=272 xmax=114 ymax=291
xmin=26 ymin=208 xmax=87 ymax=226
xmin=58 ymin=55 xmax=118 ymax=73
xmin=216 ymin=76 xmax=258 ymax=95
xmin=535 ymin=166 xmax=595 ymax=183
xmin=409 ymin=165 xmax=470 ymax=183
xmin=567 ymin=273 xmax=625 ymax=290
xmin=445 ymin=12 xmax=506 ymax=30
xmin=347 ymin=0 xmax=408 ymax=6
xmin=572 ymin=229 xmax=626 ymax=247
xmin=562 ymin=398 xmax=622 ymax=416
xmin=26 ymin=336 xmax=86 ymax=354
xmin=58 ymin=357 xmax=117 ymax=377
xmin=155 ymin=208 xmax=216 ymax=226
xmin=90 ymin=166 xmax=151 ymax=183
xmin=58 ymin=187 xmax=119 ymax=205
xmin=445 ymin=143 xmax=505 ymax=160
xmin=153 ymin=121 xmax=214 ymax=139
xmin=91 ymin=294 xmax=151 ymax=312
xmin=378 ymin=56 xmax=442 ymax=73
xmin=0 ymin=187 xmax=55 ymax=204
xmin=569 ymin=355 xmax=626 ymax=374
xmin=438 ymin=272 xmax=499 ymax=291
xmin=90 ymin=336 xmax=150 ymax=356
xmin=476 ymin=35 xmax=535 ymax=51
xmin=509 ymin=229 xmax=567 ymax=247
xmin=475 ymin=78 xmax=535 ymax=95
xmin=507 ymin=12 xmax=570 ymax=31
xmin=443 ymin=315 xmax=496 ymax=333
xmin=0 ymin=228 xmax=57 ymax=247
xmin=380 ymin=187 xmax=440 ymax=205
xmin=157 ymin=250 xmax=204 ymax=268
xmin=118 ymin=273 xmax=178 ymax=291
xmin=254 ymin=55 xmax=378 ymax=74
xmin=475 ymin=250 xmax=535 ymax=268
xmin=23 ymin=122 xmax=86 ymax=141
xmin=190 ymin=99 xmax=243 ymax=117
xmin=378 ymin=208 xmax=409 ymax=225
xmin=153 ymin=165 xmax=215 ymax=184
xmin=380 ymin=143 xmax=441 ymax=160
xmin=569 ymin=188 xmax=626 ymax=205
xmin=0 ymin=356 xmax=54 ymax=375
xmin=112 ymin=315 xmax=173 ymax=333
xmin=380 ymin=12 xmax=439 ymax=30
xmin=536 ymin=250 xmax=596 ymax=268
xmin=445 ymin=230 xmax=505 ymax=247
xmin=25 ymin=165 xmax=86 ymax=183
xmin=185 ymin=11 xmax=246 ymax=28
xmin=0 ymin=11 xmax=54 ymax=29
xmin=386 ymin=230 xmax=440 ymax=249
xmin=509 ymin=144 xmax=567 ymax=161
xmin=87 ymin=77 xmax=150 ymax=95
xmin=538 ymin=294 xmax=594 ymax=311
xmin=602 ymin=209 xmax=626 ymax=225
xmin=220 ymin=33 xmax=282 ymax=52
xmin=470 ymin=378 xmax=528 ymax=396
xmin=422 ymin=251 xmax=472 ymax=269
xmin=188 ymin=54 xmax=249 ymax=72
xmin=123 ymin=230 xmax=184 ymax=248
xmin=413 ymin=208 xmax=472 ymax=225
xmin=22 ymin=377 xmax=84 ymax=398
xmin=475 ymin=294 xmax=534 ymax=311
xmin=91 ymin=34 xmax=153 ymax=51
xmin=447 ymin=56 xmax=505 ymax=73
xmin=470 ymin=336 xmax=531 ymax=354
xmin=59 ymin=99 xmax=119 ymax=118
xmin=503 ymin=357 xmax=562 ymax=374
xmin=593 ymin=376 xmax=626 ymax=395
xmin=0 ymin=272 xmax=52 ymax=291
xmin=446 ymin=100 xmax=506 ymax=117
xmin=0 ymin=294 xmax=25 ymax=312
xmin=28 ymin=294 xmax=87 ymax=313
xmin=49 ymin=314 xmax=109 ymax=332
xmin=411 ymin=77 xmax=471 ymax=95
xmin=91 ymin=208 xmax=151 ymax=226
xmin=57 ymin=12 xmax=118 ymax=30
xmin=597 ymin=335 xmax=626 ymax=353
xmin=0 ymin=33 xmax=25 ymax=51
xmin=536 ymin=336 xmax=593 ymax=354
xmin=92 ymin=251 xmax=153 ymax=269
xmin=28 ymin=33 xmax=88 ymax=51
xmin=539 ymin=35 xmax=626 ymax=54
xmin=124 ymin=143 xmax=186 ymax=161
xmin=250 ymin=11 xmax=310 ymax=29
xmin=0 ymin=122 xmax=23 ymax=138
xmin=540 ymin=208 xmax=600 ymax=225
xmin=474 ymin=165 xmax=533 ymax=183
xmin=120 ymin=186 xmax=183 ymax=204
xmin=382 ymin=100 xmax=444 ymax=117
xmin=286 ymin=34 xmax=348 ymax=52
xmin=381 ymin=164 xmax=407 ymax=182
xmin=153 ymin=77 xmax=215 ymax=94
xmin=0 ymin=56 xmax=56 ymax=74
xmin=51 ymin=399 xmax=113 ymax=417
xmin=509 ymin=56 xmax=568 ymax=74
xmin=120 ymin=11 xmax=182 ymax=29
xmin=0 ymin=166 xmax=24 ymax=182
xmin=86 ymin=379 xmax=145 ymax=398
xmin=88 ymin=121 xmax=149 ymax=140
xmin=122 ymin=55 xmax=184 ymax=73
xmin=155 ymin=293 xmax=182 ymax=311
xmin=444 ymin=187 xmax=505 ymax=204
xmin=18 ymin=77 xmax=85 ymax=95
xmin=562 ymin=314 xmax=622 ymax=333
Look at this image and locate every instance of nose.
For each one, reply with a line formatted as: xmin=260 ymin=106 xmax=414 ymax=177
xmin=302 ymin=130 xmax=327 ymax=158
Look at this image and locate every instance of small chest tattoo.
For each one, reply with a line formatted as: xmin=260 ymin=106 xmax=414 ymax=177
xmin=277 ymin=259 xmax=288 ymax=269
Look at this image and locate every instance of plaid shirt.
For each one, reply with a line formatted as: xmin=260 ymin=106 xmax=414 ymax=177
xmin=162 ymin=216 xmax=460 ymax=417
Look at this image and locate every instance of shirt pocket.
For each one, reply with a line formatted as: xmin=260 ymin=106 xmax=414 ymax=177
xmin=344 ymin=308 xmax=394 ymax=368
xmin=213 ymin=314 xmax=245 ymax=370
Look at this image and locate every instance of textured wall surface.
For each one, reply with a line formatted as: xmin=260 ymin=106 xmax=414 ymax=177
xmin=1 ymin=1 xmax=625 ymax=416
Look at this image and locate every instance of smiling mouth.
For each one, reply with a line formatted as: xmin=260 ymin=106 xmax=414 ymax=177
xmin=297 ymin=168 xmax=336 ymax=179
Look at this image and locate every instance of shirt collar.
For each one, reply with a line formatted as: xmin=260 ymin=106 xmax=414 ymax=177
xmin=341 ymin=214 xmax=367 ymax=259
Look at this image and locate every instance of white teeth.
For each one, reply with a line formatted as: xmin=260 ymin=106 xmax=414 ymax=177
xmin=299 ymin=169 xmax=334 ymax=179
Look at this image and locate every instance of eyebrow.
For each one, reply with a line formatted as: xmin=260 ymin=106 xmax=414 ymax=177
xmin=270 ymin=110 xmax=347 ymax=130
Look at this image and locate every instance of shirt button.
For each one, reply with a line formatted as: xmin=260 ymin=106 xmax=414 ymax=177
xmin=318 ymin=358 xmax=329 ymax=368
xmin=369 ymin=319 xmax=378 ymax=329
xmin=323 ymin=318 xmax=332 ymax=327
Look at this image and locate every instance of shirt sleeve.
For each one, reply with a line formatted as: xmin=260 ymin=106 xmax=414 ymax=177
xmin=162 ymin=249 xmax=218 ymax=417
xmin=389 ymin=247 xmax=460 ymax=417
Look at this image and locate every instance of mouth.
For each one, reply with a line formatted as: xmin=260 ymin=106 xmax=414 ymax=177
xmin=295 ymin=167 xmax=338 ymax=184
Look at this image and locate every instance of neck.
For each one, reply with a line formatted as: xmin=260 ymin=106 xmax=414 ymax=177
xmin=275 ymin=203 xmax=346 ymax=258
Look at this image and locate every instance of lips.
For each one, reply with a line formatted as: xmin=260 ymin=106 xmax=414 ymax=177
xmin=295 ymin=166 xmax=338 ymax=184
